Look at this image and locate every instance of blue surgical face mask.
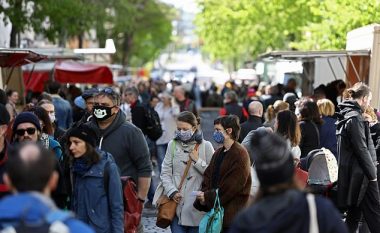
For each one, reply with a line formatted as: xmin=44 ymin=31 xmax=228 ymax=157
xmin=175 ymin=129 xmax=193 ymax=142
xmin=213 ymin=131 xmax=225 ymax=144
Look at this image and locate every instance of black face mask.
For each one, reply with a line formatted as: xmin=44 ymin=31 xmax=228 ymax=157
xmin=93 ymin=105 xmax=114 ymax=121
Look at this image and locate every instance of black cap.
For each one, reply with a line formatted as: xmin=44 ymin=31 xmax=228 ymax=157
xmin=252 ymin=132 xmax=295 ymax=187
xmin=0 ymin=104 xmax=10 ymax=125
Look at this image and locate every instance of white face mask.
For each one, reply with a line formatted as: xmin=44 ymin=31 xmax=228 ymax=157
xmin=49 ymin=113 xmax=56 ymax=123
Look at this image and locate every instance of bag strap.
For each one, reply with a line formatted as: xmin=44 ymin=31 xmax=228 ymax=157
xmin=213 ymin=188 xmax=221 ymax=209
xmin=177 ymin=143 xmax=200 ymax=192
xmin=306 ymin=193 xmax=319 ymax=233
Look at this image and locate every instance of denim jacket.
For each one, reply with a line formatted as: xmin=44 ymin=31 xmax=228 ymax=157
xmin=52 ymin=95 xmax=73 ymax=129
xmin=71 ymin=150 xmax=124 ymax=233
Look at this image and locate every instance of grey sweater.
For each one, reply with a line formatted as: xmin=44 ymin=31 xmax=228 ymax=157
xmin=89 ymin=111 xmax=152 ymax=182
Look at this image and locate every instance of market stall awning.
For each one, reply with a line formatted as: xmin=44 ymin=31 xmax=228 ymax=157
xmin=0 ymin=49 xmax=47 ymax=67
xmin=54 ymin=60 xmax=113 ymax=84
xmin=23 ymin=71 xmax=50 ymax=92
xmin=257 ymin=50 xmax=370 ymax=62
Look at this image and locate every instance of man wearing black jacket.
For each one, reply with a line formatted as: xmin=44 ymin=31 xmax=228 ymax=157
xmin=239 ymin=101 xmax=263 ymax=142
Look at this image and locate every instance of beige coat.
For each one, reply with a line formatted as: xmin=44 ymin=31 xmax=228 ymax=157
xmin=158 ymin=139 xmax=214 ymax=226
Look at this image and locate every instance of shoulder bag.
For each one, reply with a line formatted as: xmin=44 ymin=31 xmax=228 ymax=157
xmin=199 ymin=188 xmax=224 ymax=233
xmin=156 ymin=142 xmax=200 ymax=228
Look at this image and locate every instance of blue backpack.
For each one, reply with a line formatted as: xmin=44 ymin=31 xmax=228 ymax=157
xmin=199 ymin=189 xmax=224 ymax=233
xmin=0 ymin=210 xmax=73 ymax=233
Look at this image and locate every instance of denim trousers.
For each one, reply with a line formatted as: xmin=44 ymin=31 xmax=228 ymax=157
xmin=170 ymin=216 xmax=198 ymax=233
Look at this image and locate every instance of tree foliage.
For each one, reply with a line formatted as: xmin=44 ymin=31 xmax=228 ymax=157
xmin=1 ymin=0 xmax=173 ymax=66
xmin=196 ymin=0 xmax=380 ymax=68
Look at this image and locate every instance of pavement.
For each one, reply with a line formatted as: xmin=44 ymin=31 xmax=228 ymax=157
xmin=141 ymin=161 xmax=171 ymax=233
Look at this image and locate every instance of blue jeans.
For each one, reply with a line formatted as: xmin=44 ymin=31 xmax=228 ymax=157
xmin=170 ymin=216 xmax=198 ymax=233
xmin=156 ymin=144 xmax=168 ymax=174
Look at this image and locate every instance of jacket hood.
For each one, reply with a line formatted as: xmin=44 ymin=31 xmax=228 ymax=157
xmin=336 ymin=100 xmax=362 ymax=128
xmin=0 ymin=192 xmax=57 ymax=222
xmin=83 ymin=149 xmax=113 ymax=177
xmin=89 ymin=111 xmax=126 ymax=139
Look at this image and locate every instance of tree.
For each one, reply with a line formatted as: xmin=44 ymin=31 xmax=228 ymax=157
xmin=195 ymin=0 xmax=380 ymax=69
xmin=108 ymin=0 xmax=173 ymax=66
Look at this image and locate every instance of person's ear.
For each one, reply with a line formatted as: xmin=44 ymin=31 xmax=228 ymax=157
xmin=225 ymin=128 xmax=232 ymax=135
xmin=47 ymin=171 xmax=59 ymax=192
xmin=113 ymin=105 xmax=120 ymax=113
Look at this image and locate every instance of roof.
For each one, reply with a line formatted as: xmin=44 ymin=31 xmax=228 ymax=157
xmin=0 ymin=49 xmax=47 ymax=67
xmin=258 ymin=50 xmax=371 ymax=62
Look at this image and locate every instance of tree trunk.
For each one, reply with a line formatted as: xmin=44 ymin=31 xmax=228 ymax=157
xmin=10 ymin=28 xmax=18 ymax=47
xmin=78 ymin=33 xmax=83 ymax=48
xmin=121 ymin=33 xmax=133 ymax=66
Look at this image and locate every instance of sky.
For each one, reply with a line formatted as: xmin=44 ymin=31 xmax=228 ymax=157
xmin=160 ymin=0 xmax=198 ymax=13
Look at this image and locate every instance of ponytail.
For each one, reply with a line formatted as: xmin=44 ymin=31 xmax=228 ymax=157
xmin=266 ymin=105 xmax=275 ymax=122
xmin=346 ymin=82 xmax=370 ymax=100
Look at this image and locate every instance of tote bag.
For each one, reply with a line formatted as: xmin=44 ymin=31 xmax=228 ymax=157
xmin=199 ymin=189 xmax=224 ymax=233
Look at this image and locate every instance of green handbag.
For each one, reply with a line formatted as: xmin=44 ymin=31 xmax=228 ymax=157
xmin=199 ymin=189 xmax=224 ymax=233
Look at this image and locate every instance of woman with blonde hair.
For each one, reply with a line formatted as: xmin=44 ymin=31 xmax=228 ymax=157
xmin=317 ymin=99 xmax=337 ymax=157
xmin=264 ymin=100 xmax=289 ymax=129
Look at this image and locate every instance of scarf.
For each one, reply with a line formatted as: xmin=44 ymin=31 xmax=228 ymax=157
xmin=72 ymin=157 xmax=91 ymax=176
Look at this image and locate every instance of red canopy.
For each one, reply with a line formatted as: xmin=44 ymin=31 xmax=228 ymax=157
xmin=23 ymin=71 xmax=50 ymax=92
xmin=54 ymin=60 xmax=113 ymax=84
xmin=0 ymin=49 xmax=46 ymax=67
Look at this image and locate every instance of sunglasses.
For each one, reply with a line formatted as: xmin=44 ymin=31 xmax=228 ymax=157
xmin=16 ymin=127 xmax=37 ymax=136
xmin=100 ymin=87 xmax=116 ymax=95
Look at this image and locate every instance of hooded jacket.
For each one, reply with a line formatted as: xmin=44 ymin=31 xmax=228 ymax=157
xmin=336 ymin=100 xmax=377 ymax=208
xmin=0 ymin=192 xmax=94 ymax=233
xmin=88 ymin=111 xmax=152 ymax=180
xmin=229 ymin=190 xmax=348 ymax=233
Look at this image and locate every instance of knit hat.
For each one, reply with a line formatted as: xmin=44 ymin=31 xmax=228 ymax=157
xmin=67 ymin=124 xmax=97 ymax=147
xmin=0 ymin=104 xmax=10 ymax=125
xmin=252 ymin=132 xmax=294 ymax=187
xmin=13 ymin=112 xmax=41 ymax=132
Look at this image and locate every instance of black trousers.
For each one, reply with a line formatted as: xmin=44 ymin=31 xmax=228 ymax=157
xmin=346 ymin=181 xmax=380 ymax=233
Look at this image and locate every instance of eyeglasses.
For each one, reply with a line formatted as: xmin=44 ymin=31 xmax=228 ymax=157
xmin=16 ymin=127 xmax=37 ymax=136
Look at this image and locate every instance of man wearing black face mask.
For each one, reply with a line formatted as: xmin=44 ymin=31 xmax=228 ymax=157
xmin=88 ymin=87 xmax=152 ymax=232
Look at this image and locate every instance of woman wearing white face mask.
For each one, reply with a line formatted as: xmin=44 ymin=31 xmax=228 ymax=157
xmin=157 ymin=111 xmax=214 ymax=233
xmin=38 ymin=99 xmax=66 ymax=142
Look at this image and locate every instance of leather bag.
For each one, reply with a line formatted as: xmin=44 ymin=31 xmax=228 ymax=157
xmin=156 ymin=143 xmax=199 ymax=228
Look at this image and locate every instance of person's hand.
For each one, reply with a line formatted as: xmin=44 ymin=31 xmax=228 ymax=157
xmin=190 ymin=148 xmax=199 ymax=162
xmin=196 ymin=191 xmax=205 ymax=205
xmin=173 ymin=193 xmax=182 ymax=203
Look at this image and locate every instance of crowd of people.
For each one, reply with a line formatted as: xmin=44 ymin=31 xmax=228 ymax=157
xmin=0 ymin=77 xmax=378 ymax=233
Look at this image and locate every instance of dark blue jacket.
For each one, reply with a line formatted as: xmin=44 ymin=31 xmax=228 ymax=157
xmin=0 ymin=192 xmax=94 ymax=233
xmin=71 ymin=150 xmax=123 ymax=233
xmin=229 ymin=190 xmax=348 ymax=233
xmin=320 ymin=116 xmax=337 ymax=157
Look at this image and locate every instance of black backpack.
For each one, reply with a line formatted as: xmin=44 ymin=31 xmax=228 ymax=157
xmin=144 ymin=106 xmax=163 ymax=141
